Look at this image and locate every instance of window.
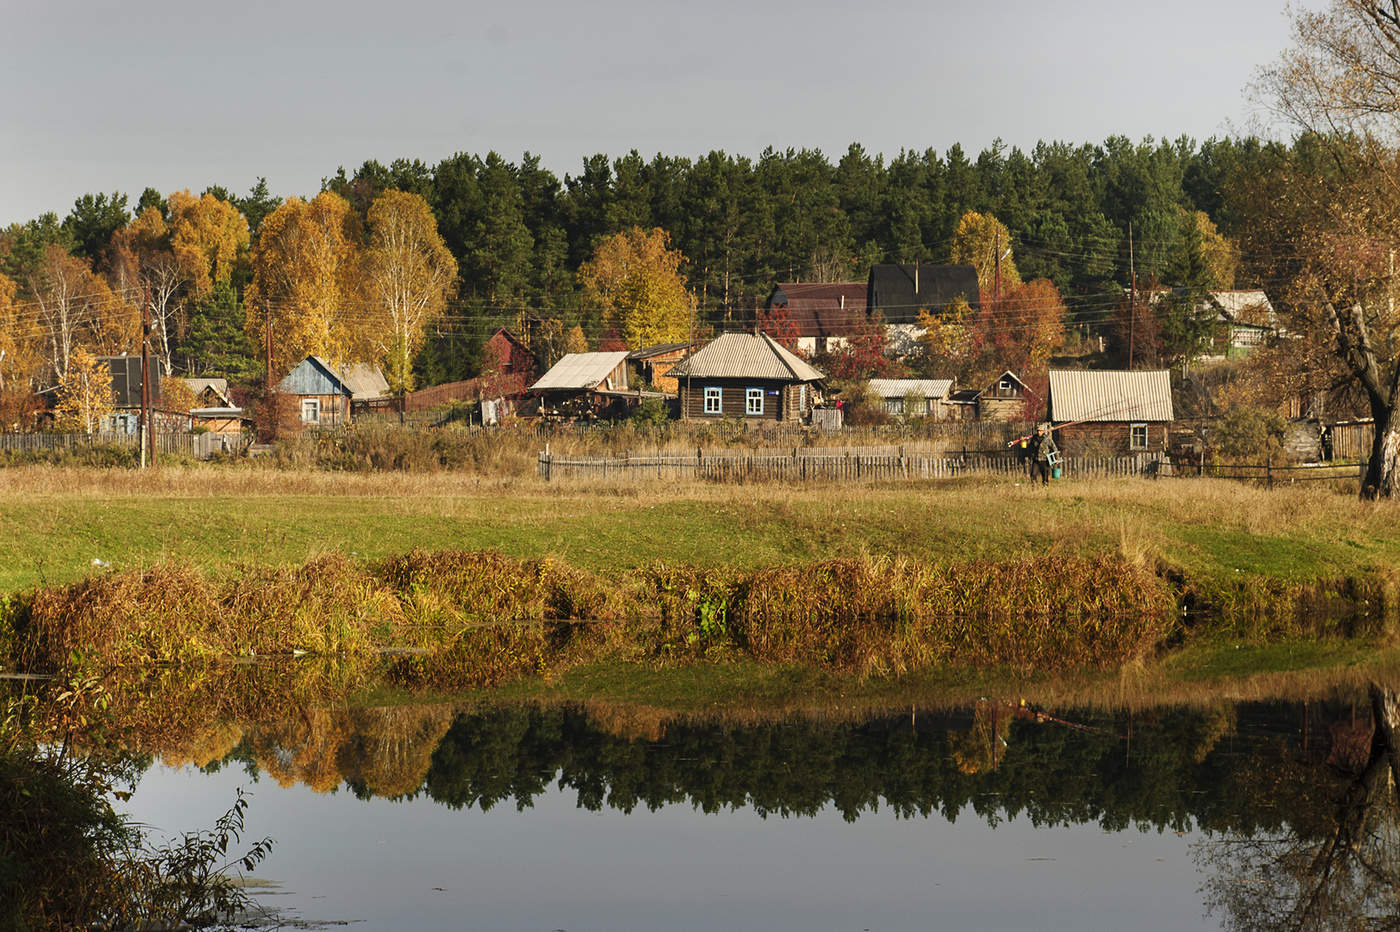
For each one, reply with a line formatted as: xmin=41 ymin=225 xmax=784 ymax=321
xmin=746 ymin=388 xmax=764 ymax=415
xmin=1130 ymin=423 xmax=1148 ymax=449
xmin=703 ymin=386 xmax=722 ymax=414
xmin=301 ymin=399 xmax=321 ymax=424
xmin=999 ymin=378 xmax=1012 ymax=392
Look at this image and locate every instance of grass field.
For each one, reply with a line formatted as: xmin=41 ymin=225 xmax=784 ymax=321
xmin=2 ymin=466 xmax=1398 ymax=599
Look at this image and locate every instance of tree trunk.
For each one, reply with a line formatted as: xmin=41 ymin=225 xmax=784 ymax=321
xmin=1362 ymin=404 xmax=1400 ymax=499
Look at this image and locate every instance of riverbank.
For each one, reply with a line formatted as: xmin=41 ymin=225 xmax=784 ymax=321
xmin=2 ymin=465 xmax=1397 ymax=595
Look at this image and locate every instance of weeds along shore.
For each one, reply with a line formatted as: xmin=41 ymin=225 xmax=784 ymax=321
xmin=2 ymin=547 xmax=1395 ymax=684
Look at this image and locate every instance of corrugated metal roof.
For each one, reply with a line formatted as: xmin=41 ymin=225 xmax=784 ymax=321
xmin=340 ymin=362 xmax=389 ymax=400
xmin=531 ymin=351 xmax=630 ymax=390
xmin=667 ymin=332 xmax=825 ymax=382
xmin=184 ymin=378 xmax=231 ymax=406
xmin=278 ymin=357 xmax=347 ymax=396
xmin=868 ymin=378 xmax=953 ymax=400
xmin=1048 ymin=369 xmax=1173 ymax=422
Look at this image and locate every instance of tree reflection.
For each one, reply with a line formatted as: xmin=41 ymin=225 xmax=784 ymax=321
xmin=1198 ymin=685 xmax=1400 ymax=931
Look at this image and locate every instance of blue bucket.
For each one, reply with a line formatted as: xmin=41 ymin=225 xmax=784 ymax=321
xmin=1051 ymin=466 xmax=1062 ymax=479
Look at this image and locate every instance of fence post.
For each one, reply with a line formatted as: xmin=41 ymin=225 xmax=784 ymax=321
xmin=1266 ymin=458 xmax=1273 ymax=489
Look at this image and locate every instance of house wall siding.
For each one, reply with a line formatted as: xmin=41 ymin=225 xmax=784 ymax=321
xmin=1055 ymin=421 xmax=1168 ymax=455
xmin=679 ymin=379 xmax=808 ymax=421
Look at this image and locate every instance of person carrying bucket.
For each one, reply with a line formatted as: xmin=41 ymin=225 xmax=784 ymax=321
xmin=1030 ymin=422 xmax=1058 ymax=485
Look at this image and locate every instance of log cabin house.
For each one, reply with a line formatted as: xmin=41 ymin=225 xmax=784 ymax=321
xmin=668 ymin=332 xmax=824 ymax=422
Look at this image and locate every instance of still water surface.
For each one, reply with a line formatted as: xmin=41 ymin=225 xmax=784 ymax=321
xmin=114 ymin=699 xmax=1381 ymax=930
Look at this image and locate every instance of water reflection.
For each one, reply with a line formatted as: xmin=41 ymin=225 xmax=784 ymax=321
xmin=1195 ymin=685 xmax=1400 ymax=931
xmin=81 ymin=677 xmax=1400 ymax=928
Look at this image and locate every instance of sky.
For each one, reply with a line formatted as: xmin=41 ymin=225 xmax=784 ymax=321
xmin=0 ymin=0 xmax=1317 ymax=226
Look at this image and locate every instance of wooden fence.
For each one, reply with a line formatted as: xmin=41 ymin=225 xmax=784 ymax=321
xmin=0 ymin=431 xmax=246 ymax=459
xmin=538 ymin=449 xmax=1161 ymax=483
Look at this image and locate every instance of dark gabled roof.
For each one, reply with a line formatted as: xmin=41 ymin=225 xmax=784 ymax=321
xmin=866 ymin=264 xmax=979 ymax=324
xmin=767 ymin=282 xmax=869 ymax=338
xmin=97 ymin=355 xmax=165 ymax=408
xmin=627 ymin=343 xmax=695 ymax=360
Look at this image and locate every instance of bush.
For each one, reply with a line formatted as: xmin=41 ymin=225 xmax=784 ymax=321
xmin=1211 ymin=405 xmax=1286 ymax=462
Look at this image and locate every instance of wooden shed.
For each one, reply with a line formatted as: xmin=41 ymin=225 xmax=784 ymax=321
xmin=276 ymin=357 xmax=353 ymax=427
xmin=627 ymin=343 xmax=695 ymax=394
xmin=977 ymin=371 xmax=1031 ymax=421
xmin=1047 ymin=369 xmax=1174 ymax=455
xmin=867 ymin=378 xmax=954 ymax=419
xmin=530 ymin=351 xmax=632 ymax=419
xmin=668 ymin=332 xmax=824 ymax=422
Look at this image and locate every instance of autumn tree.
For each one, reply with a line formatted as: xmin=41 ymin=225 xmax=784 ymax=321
xmin=110 ymin=206 xmax=187 ymax=374
xmin=53 ymin=347 xmax=113 ymax=433
xmin=167 ymin=190 xmax=249 ymax=298
xmin=820 ymin=311 xmax=903 ymax=381
xmin=578 ymin=227 xmax=695 ymax=348
xmin=362 ymin=190 xmax=458 ymax=394
xmin=754 ymin=305 xmax=803 ymax=353
xmin=916 ymin=298 xmax=978 ymax=381
xmin=28 ymin=245 xmax=136 ymax=380
xmin=245 ymin=192 xmax=364 ymax=378
xmin=950 ymin=211 xmax=1021 ymax=299
xmin=1254 ymin=0 xmax=1400 ymax=496
xmin=977 ymin=278 xmax=1066 ymax=378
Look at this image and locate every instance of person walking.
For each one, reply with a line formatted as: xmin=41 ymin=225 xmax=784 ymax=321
xmin=1030 ymin=422 xmax=1058 ymax=486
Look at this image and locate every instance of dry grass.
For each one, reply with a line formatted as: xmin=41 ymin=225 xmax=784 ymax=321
xmin=12 ymin=549 xmax=1177 ymax=680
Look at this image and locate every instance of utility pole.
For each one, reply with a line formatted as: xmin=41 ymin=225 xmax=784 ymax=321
xmin=140 ymin=284 xmax=152 ymax=468
xmin=993 ymin=230 xmax=1002 ymax=306
xmin=1128 ymin=222 xmax=1136 ymax=369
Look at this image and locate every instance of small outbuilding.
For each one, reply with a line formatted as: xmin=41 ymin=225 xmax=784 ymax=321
xmin=1047 ymin=368 xmax=1174 ymax=454
xmin=530 ymin=351 xmax=632 ymax=419
xmin=867 ymin=378 xmax=954 ymax=419
xmin=627 ymin=343 xmax=696 ymax=394
xmin=668 ymin=332 xmax=824 ymax=421
xmin=276 ymin=356 xmax=389 ymax=427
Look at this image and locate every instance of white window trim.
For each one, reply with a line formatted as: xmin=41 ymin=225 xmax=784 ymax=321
xmin=302 ymin=398 xmax=321 ymax=424
xmin=703 ymin=386 xmax=722 ymax=414
xmin=746 ymin=387 xmax=764 ymax=415
xmin=1130 ymin=422 xmax=1148 ymax=449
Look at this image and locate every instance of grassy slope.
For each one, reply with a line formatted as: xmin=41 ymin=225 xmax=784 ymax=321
xmin=2 ymin=466 xmax=1399 ymax=599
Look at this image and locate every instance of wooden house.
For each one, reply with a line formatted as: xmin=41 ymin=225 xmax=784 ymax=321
xmin=627 ymin=343 xmax=695 ymax=394
xmin=276 ymin=357 xmax=390 ymax=427
xmin=529 ymin=351 xmax=632 ymax=419
xmin=668 ymin=332 xmax=824 ymax=422
xmin=977 ymin=371 xmax=1031 ymax=421
xmin=97 ymin=355 xmax=165 ymax=434
xmin=867 ymin=378 xmax=954 ymax=419
xmin=866 ymin=264 xmax=980 ymax=356
xmin=764 ymin=283 xmax=867 ymax=356
xmin=1047 ymin=369 xmax=1174 ymax=454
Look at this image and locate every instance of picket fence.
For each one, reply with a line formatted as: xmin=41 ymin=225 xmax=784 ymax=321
xmin=538 ymin=449 xmax=1161 ymax=483
xmin=0 ymin=431 xmax=245 ymax=459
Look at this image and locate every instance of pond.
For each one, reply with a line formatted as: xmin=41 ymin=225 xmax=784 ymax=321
xmin=112 ymin=695 xmax=1394 ymax=930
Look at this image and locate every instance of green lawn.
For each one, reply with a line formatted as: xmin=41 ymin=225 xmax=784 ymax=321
xmin=3 ymin=467 xmax=1398 ymax=601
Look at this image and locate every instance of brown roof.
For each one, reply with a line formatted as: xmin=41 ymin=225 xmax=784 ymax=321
xmin=768 ymin=282 xmax=869 ymax=338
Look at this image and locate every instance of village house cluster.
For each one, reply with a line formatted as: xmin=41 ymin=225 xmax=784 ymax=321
xmin=15 ymin=259 xmax=1370 ymax=471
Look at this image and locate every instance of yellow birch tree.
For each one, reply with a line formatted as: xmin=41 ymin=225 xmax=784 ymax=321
xmin=168 ymin=191 xmax=250 ymax=298
xmin=245 ymin=192 xmax=364 ymax=378
xmin=362 ymin=190 xmax=458 ymax=394
xmin=950 ymin=212 xmax=1021 ymax=297
xmin=579 ymin=227 xmax=695 ymax=348
xmin=53 ymin=346 xmax=114 ymax=433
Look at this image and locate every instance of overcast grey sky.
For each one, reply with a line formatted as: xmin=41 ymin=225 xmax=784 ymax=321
xmin=1 ymin=0 xmax=1313 ymax=226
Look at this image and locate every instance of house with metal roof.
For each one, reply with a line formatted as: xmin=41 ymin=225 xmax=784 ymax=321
xmin=276 ymin=356 xmax=390 ymax=427
xmin=866 ymin=263 xmax=980 ymax=357
xmin=867 ymin=378 xmax=954 ymax=419
xmin=667 ymin=332 xmax=825 ymax=421
xmin=764 ymin=282 xmax=868 ymax=356
xmin=529 ymin=351 xmax=634 ymax=419
xmin=1047 ymin=369 xmax=1174 ymax=454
